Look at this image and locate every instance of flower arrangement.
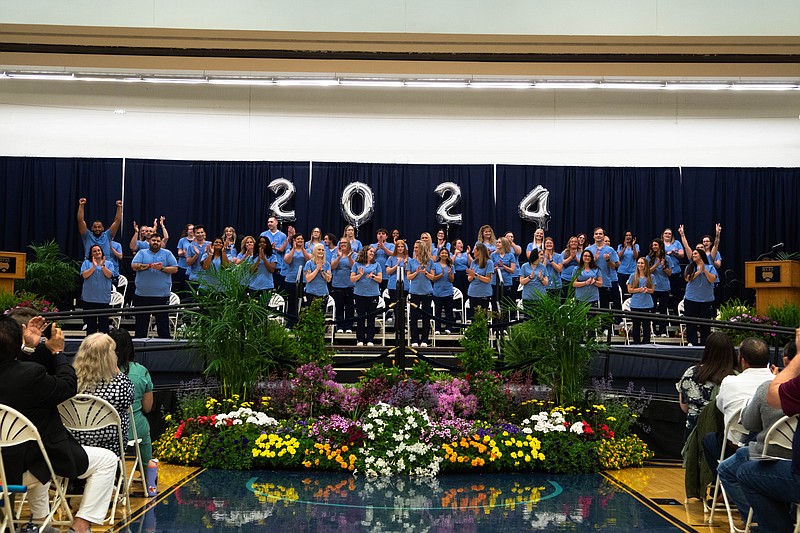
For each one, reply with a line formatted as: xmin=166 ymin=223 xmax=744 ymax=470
xmin=152 ymin=368 xmax=653 ymax=475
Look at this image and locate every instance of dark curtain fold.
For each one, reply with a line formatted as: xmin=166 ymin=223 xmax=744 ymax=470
xmin=0 ymin=156 xmax=123 ymax=258
xmin=680 ymin=167 xmax=800 ymax=280
xmin=308 ymin=162 xmax=493 ymax=243
xmin=124 ymin=159 xmax=310 ymax=251
xmin=496 ymin=165 xmax=683 ymax=254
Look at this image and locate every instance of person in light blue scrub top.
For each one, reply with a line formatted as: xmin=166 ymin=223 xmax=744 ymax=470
xmin=627 ymin=257 xmax=655 ymax=344
xmin=683 ymin=247 xmax=718 ymax=346
xmin=648 ymin=239 xmax=672 ymax=336
xmin=519 ymin=248 xmax=548 ymax=307
xmin=573 ymin=250 xmax=602 ymax=304
xmin=467 ymin=243 xmax=495 ymax=316
xmin=304 ymin=243 xmax=332 ymax=306
xmin=616 ymin=230 xmax=639 ymax=298
xmin=81 ymin=245 xmax=113 ymax=334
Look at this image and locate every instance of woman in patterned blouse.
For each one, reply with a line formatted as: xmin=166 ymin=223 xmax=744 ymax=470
xmin=73 ymin=333 xmax=134 ymax=456
xmin=675 ymin=332 xmax=737 ymax=439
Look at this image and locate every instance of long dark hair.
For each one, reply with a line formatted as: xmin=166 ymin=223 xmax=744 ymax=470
xmin=684 ymin=247 xmax=710 ymax=279
xmin=257 ymin=236 xmax=273 ymax=256
xmin=580 ymin=250 xmax=597 ymax=270
xmin=648 ymin=238 xmax=665 ymax=263
xmin=696 ymin=332 xmax=737 ymax=385
xmin=108 ymin=328 xmax=135 ymax=374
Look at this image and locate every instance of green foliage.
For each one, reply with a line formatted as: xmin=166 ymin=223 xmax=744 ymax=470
xmin=467 ymin=371 xmax=511 ymax=422
xmin=15 ymin=240 xmax=79 ymax=302
xmin=501 ymin=292 xmax=609 ymax=406
xmin=198 ymin=424 xmax=262 ymax=470
xmin=184 ymin=262 xmax=298 ymax=399
xmin=457 ymin=307 xmax=496 ymax=374
xmin=539 ymin=432 xmax=597 ymax=474
xmin=294 ymin=298 xmax=334 ymax=366
xmin=408 ymin=359 xmax=435 ymax=382
xmin=767 ymin=301 xmax=800 ymax=345
xmin=359 ymin=362 xmax=404 ymax=385
xmin=717 ymin=298 xmax=780 ymax=345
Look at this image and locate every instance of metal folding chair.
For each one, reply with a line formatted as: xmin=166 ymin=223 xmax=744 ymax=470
xmin=58 ymin=394 xmax=130 ymax=523
xmin=0 ymin=403 xmax=72 ymax=532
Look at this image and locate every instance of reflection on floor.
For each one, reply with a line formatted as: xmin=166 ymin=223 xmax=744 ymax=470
xmin=82 ymin=462 xmax=738 ymax=532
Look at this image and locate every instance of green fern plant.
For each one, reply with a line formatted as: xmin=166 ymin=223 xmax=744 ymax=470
xmin=15 ymin=240 xmax=79 ymax=302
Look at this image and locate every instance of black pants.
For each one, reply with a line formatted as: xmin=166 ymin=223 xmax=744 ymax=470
xmin=652 ymin=291 xmax=670 ymax=335
xmin=133 ymin=294 xmax=170 ymax=338
xmin=630 ymin=306 xmax=653 ymax=344
xmin=82 ymin=300 xmax=110 ymax=334
xmin=409 ymin=293 xmax=432 ymax=344
xmin=599 ymin=286 xmax=622 ymax=325
xmin=280 ymin=279 xmax=301 ymax=328
xmin=433 ymin=295 xmax=454 ymax=332
xmin=685 ymin=299 xmax=713 ymax=345
xmin=354 ymin=294 xmax=378 ymax=343
xmin=668 ymin=273 xmax=685 ymax=315
xmin=468 ymin=296 xmax=492 ymax=319
xmin=331 ymin=287 xmax=354 ymax=331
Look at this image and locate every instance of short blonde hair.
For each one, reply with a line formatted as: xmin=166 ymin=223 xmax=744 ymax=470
xmin=74 ymin=333 xmax=119 ymax=392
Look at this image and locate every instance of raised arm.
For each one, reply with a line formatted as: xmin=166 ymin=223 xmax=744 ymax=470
xmin=159 ymin=216 xmax=169 ymax=246
xmin=108 ymin=200 xmax=123 ymax=237
xmin=129 ymin=221 xmax=141 ymax=253
xmin=77 ymin=197 xmax=88 ymax=235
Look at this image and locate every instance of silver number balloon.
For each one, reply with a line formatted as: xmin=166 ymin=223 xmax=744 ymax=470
xmin=518 ymin=185 xmax=551 ymax=229
xmin=434 ymin=182 xmax=463 ymax=225
xmin=341 ymin=181 xmax=375 ymax=229
xmin=268 ymin=178 xmax=297 ymax=222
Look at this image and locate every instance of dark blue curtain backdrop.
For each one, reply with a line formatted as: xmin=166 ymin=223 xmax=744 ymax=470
xmin=124 ymin=159 xmax=310 ymax=252
xmin=1 ymin=157 xmax=798 ymax=287
xmin=496 ymin=165 xmax=683 ymax=254
xmin=308 ymin=162 xmax=494 ymax=244
xmin=680 ymin=167 xmax=800 ymax=279
xmin=0 ymin=157 xmax=123 ymax=258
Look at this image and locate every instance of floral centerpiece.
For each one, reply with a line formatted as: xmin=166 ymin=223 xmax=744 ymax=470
xmin=153 ymin=363 xmax=654 ymax=476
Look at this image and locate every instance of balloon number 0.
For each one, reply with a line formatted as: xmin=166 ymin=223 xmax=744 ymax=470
xmin=518 ymin=185 xmax=550 ymax=229
xmin=434 ymin=182 xmax=463 ymax=226
xmin=268 ymin=178 xmax=297 ymax=222
xmin=340 ymin=181 xmax=375 ymax=229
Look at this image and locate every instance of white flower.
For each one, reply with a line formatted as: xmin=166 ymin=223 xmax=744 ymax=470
xmin=570 ymin=422 xmax=585 ymax=435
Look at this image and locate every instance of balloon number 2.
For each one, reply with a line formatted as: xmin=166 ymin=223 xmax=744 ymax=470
xmin=518 ymin=185 xmax=550 ymax=230
xmin=434 ymin=182 xmax=463 ymax=226
xmin=268 ymin=178 xmax=297 ymax=222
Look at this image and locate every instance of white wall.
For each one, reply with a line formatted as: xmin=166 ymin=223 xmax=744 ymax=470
xmin=2 ymin=0 xmax=800 ymax=36
xmin=1 ymin=80 xmax=799 ymax=167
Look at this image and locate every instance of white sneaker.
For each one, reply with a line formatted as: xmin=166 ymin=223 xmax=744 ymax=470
xmin=366 ymin=341 xmax=374 ymax=347
xmin=346 ymin=329 xmax=353 ymax=334
xmin=336 ymin=328 xmax=344 ymax=334
xmin=659 ymin=333 xmax=667 ymax=338
xmin=687 ymin=343 xmax=694 ymax=347
xmin=444 ymin=329 xmax=451 ymax=334
xmin=411 ymin=342 xmax=419 ymax=347
xmin=421 ymin=342 xmax=428 ymax=347
xmin=603 ymin=329 xmax=609 ymax=336
xmin=356 ymin=341 xmax=364 ymax=346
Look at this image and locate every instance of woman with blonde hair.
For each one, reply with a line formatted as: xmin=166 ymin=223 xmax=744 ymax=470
xmin=474 ymin=224 xmax=497 ymax=255
xmin=73 ymin=333 xmax=134 ymax=456
xmin=407 ymin=240 xmax=435 ymax=347
xmin=304 ymin=242 xmax=332 ymax=305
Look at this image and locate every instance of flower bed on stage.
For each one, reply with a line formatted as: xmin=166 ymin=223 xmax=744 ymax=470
xmin=153 ymin=364 xmax=653 ymax=476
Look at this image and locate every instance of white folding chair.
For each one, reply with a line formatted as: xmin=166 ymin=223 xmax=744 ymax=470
xmin=168 ymin=291 xmax=181 ymax=339
xmin=326 ymin=295 xmax=337 ymax=339
xmin=116 ymin=274 xmax=129 ymax=299
xmin=743 ymin=415 xmax=799 ymax=533
xmin=375 ymin=297 xmax=387 ymax=346
xmin=109 ymin=291 xmax=125 ymax=330
xmin=125 ymin=406 xmax=147 ymax=498
xmin=706 ymin=407 xmax=747 ymax=527
xmin=0 ymin=403 xmax=72 ymax=531
xmin=268 ymin=293 xmax=287 ymax=325
xmin=58 ymin=394 xmax=130 ymax=523
xmin=452 ymin=288 xmax=465 ymax=325
xmin=677 ymin=299 xmax=687 ymax=346
xmin=620 ymin=299 xmax=632 ymax=346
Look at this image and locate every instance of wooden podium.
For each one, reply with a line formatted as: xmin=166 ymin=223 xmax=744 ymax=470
xmin=0 ymin=251 xmax=26 ymax=295
xmin=745 ymin=260 xmax=800 ymax=314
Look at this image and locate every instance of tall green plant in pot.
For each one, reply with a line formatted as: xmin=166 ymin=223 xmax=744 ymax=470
xmin=457 ymin=306 xmax=496 ymax=373
xmin=15 ymin=240 xmax=79 ymax=307
xmin=184 ymin=262 xmax=299 ymax=399
xmin=501 ymin=291 xmax=608 ymax=406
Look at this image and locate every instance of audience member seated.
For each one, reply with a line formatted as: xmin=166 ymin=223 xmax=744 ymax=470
xmin=0 ymin=315 xmax=118 ymax=533
xmin=717 ymin=339 xmax=796 ymax=524
xmin=110 ymin=328 xmax=154 ymax=464
xmin=703 ymin=337 xmax=774 ymax=473
xmin=735 ymin=328 xmax=800 ymax=532
xmin=6 ymin=307 xmax=64 ymax=375
xmin=73 ymin=333 xmax=135 ymax=456
xmin=676 ymin=332 xmax=737 ymax=439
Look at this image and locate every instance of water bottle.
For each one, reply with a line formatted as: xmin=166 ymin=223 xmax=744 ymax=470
xmin=146 ymin=459 xmax=159 ymax=497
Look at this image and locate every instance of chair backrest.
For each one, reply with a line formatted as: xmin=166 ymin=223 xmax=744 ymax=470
xmin=0 ymin=404 xmax=41 ymax=448
xmin=168 ymin=292 xmax=180 ymax=306
xmin=678 ymin=299 xmax=685 ymax=315
xmin=269 ymin=293 xmax=286 ymax=312
xmin=110 ymin=291 xmax=125 ymax=308
xmin=761 ymin=415 xmax=798 ymax=456
xmin=452 ymin=287 xmax=463 ymax=302
xmin=622 ymin=298 xmax=631 ymax=312
xmin=721 ymin=406 xmax=748 ymax=456
xmin=58 ymin=394 xmax=123 ymax=433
